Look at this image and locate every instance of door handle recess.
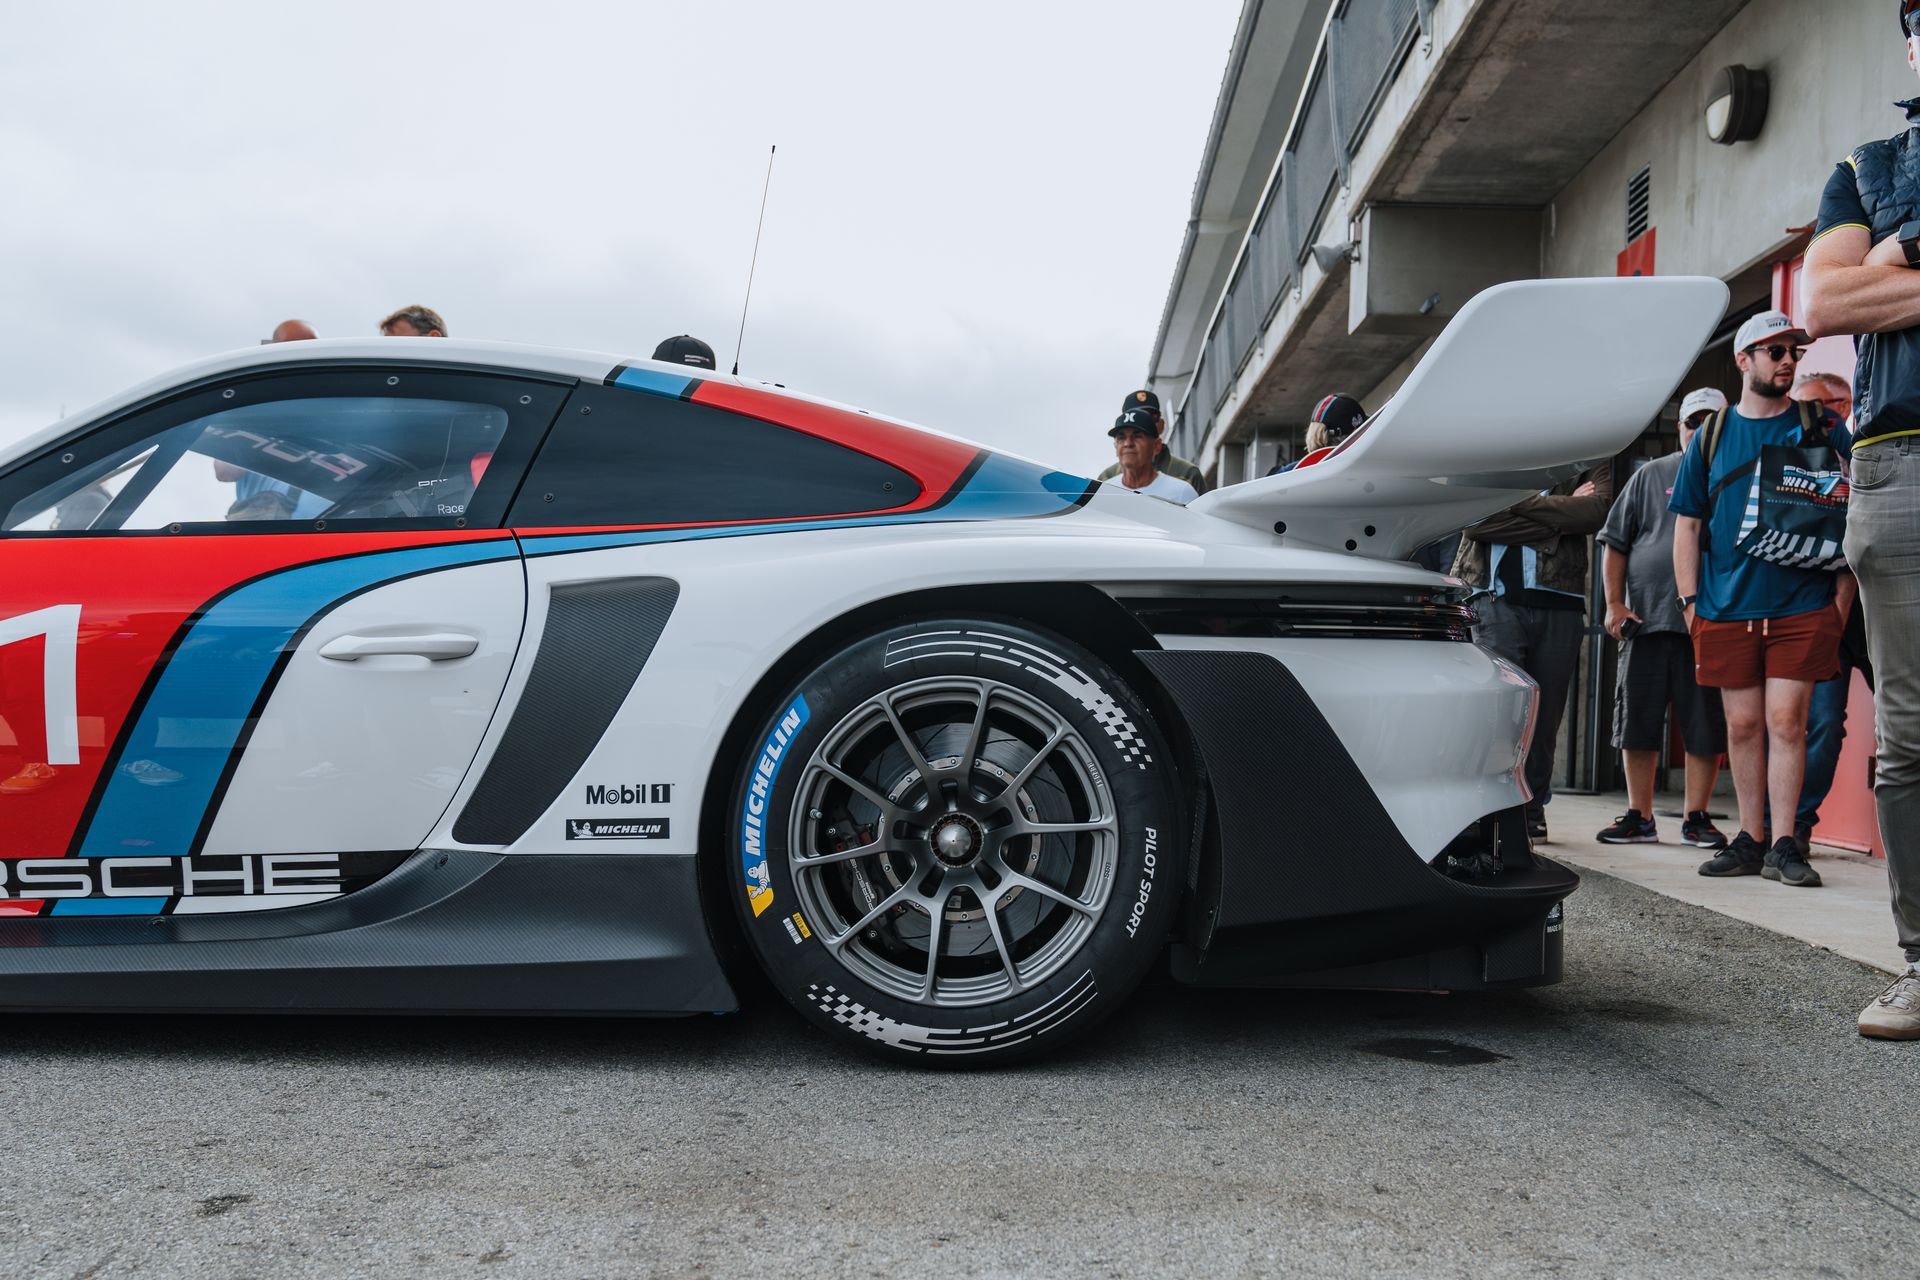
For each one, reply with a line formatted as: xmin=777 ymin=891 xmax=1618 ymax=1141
xmin=318 ymin=632 xmax=479 ymax=662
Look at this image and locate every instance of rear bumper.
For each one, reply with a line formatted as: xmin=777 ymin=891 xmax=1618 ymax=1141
xmin=1138 ymin=648 xmax=1576 ymax=991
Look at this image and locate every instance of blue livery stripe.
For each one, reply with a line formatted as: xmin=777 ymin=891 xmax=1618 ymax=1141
xmin=77 ymin=540 xmax=517 ymax=859
xmin=611 ymin=365 xmax=697 ymax=399
xmin=52 ymin=897 xmax=170 ymax=916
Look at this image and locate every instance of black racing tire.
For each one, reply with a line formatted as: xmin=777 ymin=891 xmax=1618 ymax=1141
xmin=726 ymin=617 xmax=1182 ymax=1065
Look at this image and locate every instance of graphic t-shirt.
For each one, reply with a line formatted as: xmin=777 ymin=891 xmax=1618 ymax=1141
xmin=1598 ymin=452 xmax=1686 ymax=636
xmin=1111 ymin=471 xmax=1198 ymax=504
xmin=1667 ymin=405 xmax=1850 ymax=622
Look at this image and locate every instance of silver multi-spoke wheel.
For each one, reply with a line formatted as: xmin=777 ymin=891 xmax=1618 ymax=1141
xmin=789 ymin=676 xmax=1118 ymax=1007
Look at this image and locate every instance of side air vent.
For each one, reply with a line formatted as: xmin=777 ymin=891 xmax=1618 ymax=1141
xmin=1117 ymin=584 xmax=1475 ymax=643
xmin=453 ymin=577 xmax=679 ymax=846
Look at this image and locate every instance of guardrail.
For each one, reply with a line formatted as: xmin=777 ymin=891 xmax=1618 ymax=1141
xmin=1171 ymin=0 xmax=1427 ymax=463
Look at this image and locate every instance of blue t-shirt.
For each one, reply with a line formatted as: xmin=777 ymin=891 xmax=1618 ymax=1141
xmin=1667 ymin=405 xmax=1850 ymax=623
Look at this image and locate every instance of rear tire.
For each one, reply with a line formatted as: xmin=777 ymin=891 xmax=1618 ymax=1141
xmin=727 ymin=619 xmax=1181 ymax=1064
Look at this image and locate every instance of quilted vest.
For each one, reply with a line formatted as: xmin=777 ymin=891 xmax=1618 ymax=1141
xmin=1847 ymin=100 xmax=1920 ymax=241
xmin=1840 ymin=100 xmax=1920 ymax=444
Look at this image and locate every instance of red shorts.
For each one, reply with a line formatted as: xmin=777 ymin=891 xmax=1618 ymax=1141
xmin=1690 ymin=607 xmax=1843 ymax=689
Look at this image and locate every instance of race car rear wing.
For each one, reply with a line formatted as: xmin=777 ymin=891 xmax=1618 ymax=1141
xmin=1189 ymin=276 xmax=1730 ymax=562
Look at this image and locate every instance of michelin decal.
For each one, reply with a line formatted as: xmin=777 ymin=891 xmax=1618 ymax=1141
xmin=741 ymin=696 xmax=809 ymax=917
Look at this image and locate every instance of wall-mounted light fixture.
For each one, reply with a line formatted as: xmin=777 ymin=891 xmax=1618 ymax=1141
xmin=1706 ymin=65 xmax=1769 ymax=145
xmin=1310 ymin=239 xmax=1358 ymax=273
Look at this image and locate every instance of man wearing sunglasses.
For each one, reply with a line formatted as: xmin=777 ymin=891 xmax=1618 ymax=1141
xmin=1671 ymin=311 xmax=1853 ymax=889
xmin=1801 ymin=0 xmax=1920 ymax=1040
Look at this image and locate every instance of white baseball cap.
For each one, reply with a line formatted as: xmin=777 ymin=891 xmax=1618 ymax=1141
xmin=1734 ymin=310 xmax=1811 ymax=353
xmin=1679 ymin=387 xmax=1729 ymax=421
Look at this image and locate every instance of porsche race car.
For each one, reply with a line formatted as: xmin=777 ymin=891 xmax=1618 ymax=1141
xmin=0 ymin=277 xmax=1727 ymax=1062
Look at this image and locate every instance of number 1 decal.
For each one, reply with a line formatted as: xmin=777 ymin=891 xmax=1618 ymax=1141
xmin=0 ymin=605 xmax=81 ymax=766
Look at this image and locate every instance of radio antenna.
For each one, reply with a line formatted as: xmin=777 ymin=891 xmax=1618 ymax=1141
xmin=732 ymin=144 xmax=777 ymax=377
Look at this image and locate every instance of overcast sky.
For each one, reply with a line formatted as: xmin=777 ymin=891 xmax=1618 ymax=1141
xmin=0 ymin=2 xmax=1239 ymax=474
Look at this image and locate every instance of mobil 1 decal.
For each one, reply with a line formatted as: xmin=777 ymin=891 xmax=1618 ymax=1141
xmin=740 ymin=695 xmax=808 ymax=917
xmin=583 ymin=782 xmax=674 ymax=806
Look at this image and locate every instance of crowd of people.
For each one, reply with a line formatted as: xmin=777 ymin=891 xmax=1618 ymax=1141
xmin=1569 ymin=1 xmax=1920 ymax=1043
xmin=1459 ymin=310 xmax=1896 ymax=1043
xmin=1090 ymin=3 xmax=1920 ymax=1043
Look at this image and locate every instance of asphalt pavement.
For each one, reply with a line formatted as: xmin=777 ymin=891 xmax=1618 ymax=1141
xmin=2 ymin=869 xmax=1914 ymax=1279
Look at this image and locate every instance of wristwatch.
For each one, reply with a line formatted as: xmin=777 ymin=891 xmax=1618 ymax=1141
xmin=1901 ymin=219 xmax=1920 ymax=268
xmin=1676 ymin=594 xmax=1698 ymax=611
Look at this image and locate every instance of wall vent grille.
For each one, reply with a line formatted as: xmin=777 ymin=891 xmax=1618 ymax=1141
xmin=1627 ymin=166 xmax=1652 ymax=242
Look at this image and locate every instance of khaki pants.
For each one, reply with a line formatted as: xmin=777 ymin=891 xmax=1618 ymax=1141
xmin=1844 ymin=436 xmax=1920 ymax=965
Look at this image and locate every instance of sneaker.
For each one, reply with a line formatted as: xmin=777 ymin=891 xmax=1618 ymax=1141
xmin=0 ymin=762 xmax=58 ymax=796
xmin=1858 ymin=966 xmax=1920 ymax=1041
xmin=1596 ymin=809 xmax=1657 ymax=844
xmin=1698 ymin=831 xmax=1764 ymax=877
xmin=1763 ymin=837 xmax=1822 ymax=887
xmin=1681 ymin=811 xmax=1728 ymax=850
xmin=1527 ymin=810 xmax=1549 ymax=843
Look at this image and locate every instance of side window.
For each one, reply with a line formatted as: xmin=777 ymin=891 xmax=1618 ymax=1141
xmin=2 ymin=370 xmax=568 ymax=533
xmin=508 ymin=385 xmax=919 ymax=527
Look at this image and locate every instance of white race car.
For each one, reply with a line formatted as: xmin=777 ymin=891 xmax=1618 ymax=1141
xmin=0 ymin=277 xmax=1725 ymax=1062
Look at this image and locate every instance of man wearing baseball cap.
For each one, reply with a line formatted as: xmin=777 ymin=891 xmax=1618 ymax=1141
xmin=1803 ymin=1 xmax=1920 ymax=1038
xmin=1268 ymin=393 xmax=1367 ymax=475
xmin=1105 ymin=405 xmax=1198 ymax=504
xmin=653 ymin=335 xmax=717 ymax=370
xmin=1095 ymin=390 xmax=1207 ymax=494
xmin=1592 ymin=388 xmax=1730 ymax=850
xmin=1670 ymin=312 xmax=1853 ymax=891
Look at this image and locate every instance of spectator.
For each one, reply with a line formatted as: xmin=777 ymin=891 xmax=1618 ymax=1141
xmin=1268 ymin=394 xmax=1367 ymax=476
xmin=1804 ymin=4 xmax=1920 ymax=1038
xmin=1452 ymin=458 xmax=1614 ymax=844
xmin=653 ymin=335 xmax=717 ymax=369
xmin=1793 ymin=370 xmax=1853 ymax=423
xmin=379 ymin=305 xmax=447 ymax=337
xmin=1670 ymin=311 xmax=1852 ymax=890
xmin=1096 ymin=391 xmax=1206 ymax=493
xmin=216 ymin=318 xmax=322 ymax=514
xmin=1106 ymin=407 xmax=1197 ymax=504
xmin=1593 ymin=387 xmax=1729 ymax=849
xmin=1789 ymin=373 xmax=1872 ymax=851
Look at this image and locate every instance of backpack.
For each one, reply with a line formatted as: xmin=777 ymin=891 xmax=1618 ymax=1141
xmin=1699 ymin=401 xmax=1849 ymax=571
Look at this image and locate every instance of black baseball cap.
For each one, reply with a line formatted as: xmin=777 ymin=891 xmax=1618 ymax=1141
xmin=1121 ymin=388 xmax=1163 ymax=418
xmin=1311 ymin=393 xmax=1367 ymax=439
xmin=1904 ymin=0 xmax=1920 ymax=35
xmin=1109 ymin=407 xmax=1161 ymax=437
xmin=653 ymin=335 xmax=717 ymax=369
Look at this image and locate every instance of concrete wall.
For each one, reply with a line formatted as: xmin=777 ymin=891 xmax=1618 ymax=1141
xmin=1544 ymin=0 xmax=1915 ymax=288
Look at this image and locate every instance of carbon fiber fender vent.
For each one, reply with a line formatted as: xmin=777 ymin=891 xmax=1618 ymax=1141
xmin=453 ymin=577 xmax=679 ymax=846
xmin=1118 ymin=585 xmax=1476 ymax=642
